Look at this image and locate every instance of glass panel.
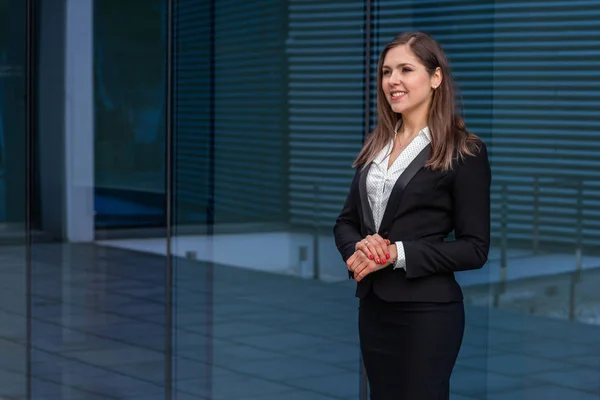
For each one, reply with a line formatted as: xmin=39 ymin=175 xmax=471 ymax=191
xmin=170 ymin=1 xmax=213 ymax=398
xmin=91 ymin=0 xmax=169 ymax=398
xmin=94 ymin=0 xmax=167 ymax=229
xmin=172 ymin=0 xmax=366 ymax=398
xmin=372 ymin=2 xmax=600 ymax=399
xmin=0 ymin=0 xmax=28 ymax=397
xmin=30 ymin=0 xmax=169 ymax=398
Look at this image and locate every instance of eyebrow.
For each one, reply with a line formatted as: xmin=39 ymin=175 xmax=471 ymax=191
xmin=382 ymin=63 xmax=415 ymax=69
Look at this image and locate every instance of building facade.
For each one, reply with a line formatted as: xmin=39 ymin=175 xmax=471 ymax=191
xmin=0 ymin=0 xmax=599 ymax=398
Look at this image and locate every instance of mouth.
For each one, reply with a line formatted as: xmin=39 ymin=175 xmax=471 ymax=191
xmin=390 ymin=90 xmax=407 ymax=101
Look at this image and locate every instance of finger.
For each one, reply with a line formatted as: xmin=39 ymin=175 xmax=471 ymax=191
xmin=353 ymin=259 xmax=371 ymax=279
xmin=346 ymin=252 xmax=358 ymax=269
xmin=348 ymin=256 xmax=362 ymax=272
xmin=349 ymin=250 xmax=369 ymax=271
xmin=357 ymin=247 xmax=372 ymax=260
xmin=358 ymin=239 xmax=376 ymax=261
xmin=378 ymin=236 xmax=391 ymax=248
xmin=366 ymin=235 xmax=386 ymax=265
xmin=355 ymin=260 xmax=374 ymax=282
xmin=348 ymin=246 xmax=371 ymax=269
xmin=373 ymin=234 xmax=391 ymax=263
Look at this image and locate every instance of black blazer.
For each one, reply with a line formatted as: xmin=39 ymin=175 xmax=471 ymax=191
xmin=333 ymin=140 xmax=491 ymax=303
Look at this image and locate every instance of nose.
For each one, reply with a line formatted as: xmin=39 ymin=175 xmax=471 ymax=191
xmin=388 ymin=69 xmax=401 ymax=86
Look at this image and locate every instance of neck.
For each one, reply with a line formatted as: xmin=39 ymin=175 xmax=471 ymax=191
xmin=398 ymin=110 xmax=428 ymax=138
xmin=398 ymin=114 xmax=427 ymax=137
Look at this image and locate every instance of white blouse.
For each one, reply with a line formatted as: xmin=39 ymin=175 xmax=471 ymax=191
xmin=366 ymin=126 xmax=432 ymax=270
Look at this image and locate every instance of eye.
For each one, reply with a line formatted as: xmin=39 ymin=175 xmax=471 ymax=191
xmin=402 ymin=67 xmax=413 ymax=73
xmin=382 ymin=70 xmax=391 ymax=76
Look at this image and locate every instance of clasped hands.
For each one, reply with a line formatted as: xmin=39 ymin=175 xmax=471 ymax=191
xmin=347 ymin=234 xmax=397 ymax=282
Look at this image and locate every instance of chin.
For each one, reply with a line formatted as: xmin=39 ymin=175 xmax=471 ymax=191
xmin=390 ymin=103 xmax=409 ymax=114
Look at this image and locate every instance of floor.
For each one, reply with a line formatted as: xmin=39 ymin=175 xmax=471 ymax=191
xmin=0 ymin=243 xmax=598 ymax=399
xmin=97 ymin=233 xmax=600 ymax=285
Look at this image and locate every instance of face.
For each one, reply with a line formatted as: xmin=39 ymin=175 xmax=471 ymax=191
xmin=381 ymin=44 xmax=441 ymax=117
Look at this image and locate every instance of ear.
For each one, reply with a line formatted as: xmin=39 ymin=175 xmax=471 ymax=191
xmin=431 ymin=67 xmax=443 ymax=89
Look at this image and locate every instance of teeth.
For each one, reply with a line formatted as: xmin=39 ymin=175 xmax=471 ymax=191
xmin=391 ymin=91 xmax=406 ymax=96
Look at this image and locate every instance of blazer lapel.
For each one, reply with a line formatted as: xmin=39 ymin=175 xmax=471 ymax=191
xmin=358 ymin=163 xmax=377 ymax=234
xmin=378 ymin=144 xmax=431 ymax=235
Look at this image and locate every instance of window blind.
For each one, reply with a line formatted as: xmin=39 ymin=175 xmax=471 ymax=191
xmin=373 ymin=0 xmax=600 ymax=250
xmin=173 ymin=0 xmax=289 ymax=225
xmin=173 ymin=0 xmax=212 ymax=224
xmin=287 ymin=0 xmax=367 ymax=229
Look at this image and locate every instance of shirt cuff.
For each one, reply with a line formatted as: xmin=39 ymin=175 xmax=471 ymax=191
xmin=393 ymin=241 xmax=406 ymax=270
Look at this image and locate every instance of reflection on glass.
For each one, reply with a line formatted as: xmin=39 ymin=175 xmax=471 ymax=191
xmin=94 ymin=0 xmax=167 ymax=229
xmin=29 ymin=0 xmax=169 ymax=398
xmin=171 ymin=1 xmax=366 ymax=398
xmin=0 ymin=0 xmax=27 ymax=398
xmin=372 ymin=2 xmax=600 ymax=399
xmin=14 ymin=0 xmax=600 ymax=398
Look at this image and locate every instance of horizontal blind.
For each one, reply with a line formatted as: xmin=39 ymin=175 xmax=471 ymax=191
xmin=374 ymin=0 xmax=600 ymax=250
xmin=173 ymin=0 xmax=212 ymax=224
xmin=287 ymin=0 xmax=366 ymax=228
xmin=487 ymin=0 xmax=600 ymax=249
xmin=174 ymin=0 xmax=288 ymax=225
xmin=213 ymin=0 xmax=288 ymax=224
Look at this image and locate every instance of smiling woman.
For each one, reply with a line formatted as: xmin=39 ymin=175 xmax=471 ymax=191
xmin=334 ymin=31 xmax=491 ymax=400
xmin=382 ymin=45 xmax=441 ymax=119
xmin=354 ymin=31 xmax=480 ymax=173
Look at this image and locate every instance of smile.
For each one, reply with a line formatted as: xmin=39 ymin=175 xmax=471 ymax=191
xmin=390 ymin=91 xmax=407 ymax=100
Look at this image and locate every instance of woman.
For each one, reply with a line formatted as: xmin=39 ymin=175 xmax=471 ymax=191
xmin=333 ymin=31 xmax=491 ymax=399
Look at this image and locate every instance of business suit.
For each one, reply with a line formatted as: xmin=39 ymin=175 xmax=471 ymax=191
xmin=333 ymin=139 xmax=491 ymax=399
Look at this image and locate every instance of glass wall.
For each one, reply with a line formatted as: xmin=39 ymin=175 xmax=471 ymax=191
xmin=171 ymin=0 xmax=366 ymax=398
xmin=94 ymin=0 xmax=167 ymax=229
xmin=0 ymin=0 xmax=28 ymax=398
xmin=28 ymin=0 xmax=170 ymax=398
xmin=168 ymin=1 xmax=600 ymax=399
xmin=2 ymin=0 xmax=599 ymax=399
xmin=370 ymin=2 xmax=600 ymax=399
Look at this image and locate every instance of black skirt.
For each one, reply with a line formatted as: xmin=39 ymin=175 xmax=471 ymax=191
xmin=359 ymin=292 xmax=465 ymax=400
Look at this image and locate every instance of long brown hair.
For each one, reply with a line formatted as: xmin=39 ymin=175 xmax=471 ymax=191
xmin=354 ymin=31 xmax=480 ymax=171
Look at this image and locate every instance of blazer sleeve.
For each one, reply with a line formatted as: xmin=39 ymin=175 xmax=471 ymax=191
xmin=403 ymin=142 xmax=491 ymax=279
xmin=333 ymin=169 xmax=363 ymax=277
